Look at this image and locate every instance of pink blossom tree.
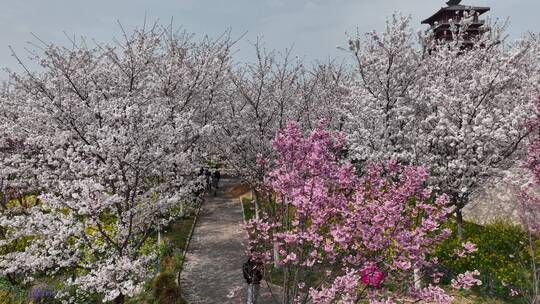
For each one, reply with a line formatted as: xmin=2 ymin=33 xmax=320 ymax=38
xmin=245 ymin=122 xmax=466 ymax=304
xmin=518 ymin=96 xmax=540 ymax=304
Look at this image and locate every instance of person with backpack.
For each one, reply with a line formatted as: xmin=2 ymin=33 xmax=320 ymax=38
xmin=242 ymin=257 xmax=263 ymax=304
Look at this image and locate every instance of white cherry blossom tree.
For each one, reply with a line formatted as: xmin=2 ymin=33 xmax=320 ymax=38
xmin=344 ymin=15 xmax=540 ymax=238
xmin=212 ymin=43 xmax=348 ymax=216
xmin=0 ymin=24 xmax=233 ymax=303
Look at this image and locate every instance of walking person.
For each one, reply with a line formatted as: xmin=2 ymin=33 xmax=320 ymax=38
xmin=211 ymin=169 xmax=221 ymax=196
xmin=243 ymin=257 xmax=263 ymax=304
xmin=214 ymin=169 xmax=221 ymax=188
xmin=204 ymin=168 xmax=212 ymax=192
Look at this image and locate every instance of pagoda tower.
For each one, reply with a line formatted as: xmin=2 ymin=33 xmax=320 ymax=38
xmin=422 ymin=0 xmax=490 ymax=44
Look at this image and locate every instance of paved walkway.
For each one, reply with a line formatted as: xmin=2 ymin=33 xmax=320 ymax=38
xmin=180 ymin=177 xmax=278 ymax=304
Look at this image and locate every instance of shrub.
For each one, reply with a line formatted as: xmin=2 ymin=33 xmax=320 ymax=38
xmin=158 ymin=242 xmax=175 ymax=259
xmin=435 ymin=220 xmax=537 ymax=300
xmin=0 ymin=277 xmax=25 ymax=304
xmin=26 ymin=285 xmax=56 ymax=304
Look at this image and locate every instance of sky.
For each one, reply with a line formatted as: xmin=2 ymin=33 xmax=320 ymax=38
xmin=0 ymin=0 xmax=539 ymax=78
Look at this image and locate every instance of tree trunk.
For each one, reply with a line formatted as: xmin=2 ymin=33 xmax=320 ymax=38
xmin=282 ymin=266 xmax=290 ymax=304
xmin=114 ymin=294 xmax=125 ymax=304
xmin=413 ymin=268 xmax=422 ymax=289
xmin=253 ymin=190 xmax=260 ymax=220
xmin=456 ymin=208 xmax=464 ymax=241
xmin=273 ymin=242 xmax=280 ymax=269
xmin=528 ymin=231 xmax=539 ymax=304
xmin=0 ymin=196 xmax=7 ymax=211
xmin=241 ymin=197 xmax=247 ymax=223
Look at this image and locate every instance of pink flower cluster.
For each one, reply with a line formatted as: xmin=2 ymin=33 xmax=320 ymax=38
xmin=517 ymin=96 xmax=540 ymax=299
xmin=451 ymin=270 xmax=482 ymax=290
xmin=309 ymin=270 xmax=360 ymax=304
xmin=415 ymin=285 xmax=454 ymax=304
xmin=454 ymin=241 xmax=478 ymax=258
xmin=245 ymin=122 xmax=454 ymax=303
xmin=520 ymin=97 xmax=540 ymax=234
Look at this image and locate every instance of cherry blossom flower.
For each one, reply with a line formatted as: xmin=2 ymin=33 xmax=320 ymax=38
xmin=451 ymin=270 xmax=482 ymax=290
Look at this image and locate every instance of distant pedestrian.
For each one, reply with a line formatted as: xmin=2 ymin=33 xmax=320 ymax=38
xmin=242 ymin=257 xmax=263 ymax=304
xmin=204 ymin=168 xmax=212 ymax=192
xmin=215 ymin=169 xmax=221 ymax=184
xmin=211 ymin=170 xmax=221 ymax=193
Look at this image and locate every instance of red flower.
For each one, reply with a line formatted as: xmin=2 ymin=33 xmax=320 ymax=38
xmin=361 ymin=264 xmax=385 ymax=288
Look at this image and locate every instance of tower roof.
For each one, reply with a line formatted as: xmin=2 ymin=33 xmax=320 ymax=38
xmin=421 ymin=4 xmax=490 ymax=25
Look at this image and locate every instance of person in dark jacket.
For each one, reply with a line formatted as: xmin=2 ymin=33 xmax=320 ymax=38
xmin=204 ymin=168 xmax=212 ymax=192
xmin=213 ymin=170 xmax=221 ymax=187
xmin=211 ymin=170 xmax=221 ymax=196
xmin=242 ymin=257 xmax=263 ymax=304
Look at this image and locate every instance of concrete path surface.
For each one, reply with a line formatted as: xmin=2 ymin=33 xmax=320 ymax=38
xmin=180 ymin=177 xmax=279 ymax=304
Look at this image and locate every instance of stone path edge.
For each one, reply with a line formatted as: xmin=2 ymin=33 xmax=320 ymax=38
xmin=177 ymin=197 xmax=205 ymax=285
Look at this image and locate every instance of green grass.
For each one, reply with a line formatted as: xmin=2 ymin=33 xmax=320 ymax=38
xmin=0 ymin=277 xmax=25 ymax=304
xmin=241 ymin=197 xmax=255 ymax=222
xmin=436 ymin=219 xmax=537 ymax=301
xmin=449 ymin=289 xmax=518 ymax=304
xmin=165 ymin=215 xmax=197 ymax=254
